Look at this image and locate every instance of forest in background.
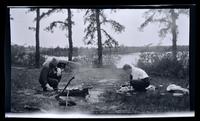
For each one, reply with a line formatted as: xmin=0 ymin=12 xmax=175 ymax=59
xmin=11 ymin=44 xmax=189 ymax=57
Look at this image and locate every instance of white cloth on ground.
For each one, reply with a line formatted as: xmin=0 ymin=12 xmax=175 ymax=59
xmin=166 ymin=84 xmax=189 ymax=94
xmin=117 ymin=85 xmax=134 ymax=93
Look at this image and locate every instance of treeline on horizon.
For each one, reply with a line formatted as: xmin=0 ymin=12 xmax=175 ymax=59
xmin=11 ymin=44 xmax=189 ymax=57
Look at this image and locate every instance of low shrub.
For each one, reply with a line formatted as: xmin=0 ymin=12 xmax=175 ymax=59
xmin=137 ymin=51 xmax=189 ymax=79
xmin=11 ymin=51 xmax=45 ymax=67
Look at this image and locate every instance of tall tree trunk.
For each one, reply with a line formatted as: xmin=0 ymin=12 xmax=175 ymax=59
xmin=95 ymin=9 xmax=103 ymax=67
xmin=67 ymin=9 xmax=73 ymax=61
xmin=35 ymin=8 xmax=40 ymax=68
xmin=170 ymin=9 xmax=178 ymax=61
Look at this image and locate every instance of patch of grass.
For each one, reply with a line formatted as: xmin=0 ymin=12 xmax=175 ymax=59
xmin=102 ymin=89 xmax=190 ymax=114
xmin=100 ymin=75 xmax=190 ymax=114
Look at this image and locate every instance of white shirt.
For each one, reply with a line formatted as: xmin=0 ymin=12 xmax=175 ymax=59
xmin=131 ymin=66 xmax=149 ymax=80
xmin=57 ymin=67 xmax=62 ymax=76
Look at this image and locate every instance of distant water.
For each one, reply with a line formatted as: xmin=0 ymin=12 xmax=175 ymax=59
xmin=43 ymin=53 xmax=141 ymax=68
xmin=43 ymin=55 xmax=68 ymax=61
xmin=114 ymin=53 xmax=141 ymax=68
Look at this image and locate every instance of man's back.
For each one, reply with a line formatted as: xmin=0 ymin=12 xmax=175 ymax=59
xmin=131 ymin=66 xmax=149 ymax=80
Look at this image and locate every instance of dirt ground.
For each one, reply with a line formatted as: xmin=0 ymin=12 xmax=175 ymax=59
xmin=10 ymin=66 xmax=190 ymax=115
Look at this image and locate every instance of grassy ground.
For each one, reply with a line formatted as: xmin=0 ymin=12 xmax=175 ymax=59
xmin=10 ymin=66 xmax=190 ymax=114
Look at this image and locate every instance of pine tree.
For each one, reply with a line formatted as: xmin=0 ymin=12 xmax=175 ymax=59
xmin=27 ymin=8 xmax=57 ymax=68
xmin=45 ymin=9 xmax=74 ymax=61
xmin=139 ymin=9 xmax=189 ymax=61
xmin=83 ymin=9 xmax=125 ymax=67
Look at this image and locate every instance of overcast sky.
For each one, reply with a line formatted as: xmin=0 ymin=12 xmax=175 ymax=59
xmin=10 ymin=8 xmax=190 ymax=48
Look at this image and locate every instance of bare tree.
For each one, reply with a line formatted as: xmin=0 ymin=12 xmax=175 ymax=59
xmin=83 ymin=9 xmax=125 ymax=67
xmin=139 ymin=9 xmax=189 ymax=61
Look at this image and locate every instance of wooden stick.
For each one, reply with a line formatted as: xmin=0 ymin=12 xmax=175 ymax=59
xmin=55 ymin=76 xmax=75 ymax=98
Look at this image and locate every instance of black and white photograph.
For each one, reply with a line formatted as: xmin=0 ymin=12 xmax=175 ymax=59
xmin=5 ymin=6 xmax=194 ymax=118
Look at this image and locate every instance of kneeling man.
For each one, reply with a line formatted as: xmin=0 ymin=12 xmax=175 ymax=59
xmin=122 ymin=64 xmax=150 ymax=92
xmin=39 ymin=58 xmax=63 ymax=91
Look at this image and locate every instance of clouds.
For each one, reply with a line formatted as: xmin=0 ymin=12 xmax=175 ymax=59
xmin=10 ymin=8 xmax=189 ymax=48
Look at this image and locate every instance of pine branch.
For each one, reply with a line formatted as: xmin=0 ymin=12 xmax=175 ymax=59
xmin=45 ymin=21 xmax=68 ymax=33
xmin=153 ymin=17 xmax=171 ymax=23
xmin=101 ymin=29 xmax=113 ymax=40
xmin=31 ymin=9 xmax=62 ymax=21
xmin=26 ymin=8 xmax=37 ymax=14
xmin=139 ymin=12 xmax=155 ymax=31
xmin=103 ymin=19 xmax=125 ymax=33
xmin=83 ymin=9 xmax=124 ymax=47
xmin=100 ymin=12 xmax=107 ymax=25
xmin=159 ymin=25 xmax=171 ymax=38
xmin=177 ymin=9 xmax=189 ymax=16
xmin=39 ymin=9 xmax=59 ymax=20
xmin=84 ymin=9 xmax=91 ymax=17
xmin=83 ymin=25 xmax=96 ymax=45
xmin=84 ymin=13 xmax=96 ymax=25
xmin=101 ymin=29 xmax=118 ymax=47
xmin=28 ymin=27 xmax=36 ymax=31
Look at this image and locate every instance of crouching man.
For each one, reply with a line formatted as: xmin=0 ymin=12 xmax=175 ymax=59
xmin=47 ymin=65 xmax=62 ymax=91
xmin=39 ymin=58 xmax=63 ymax=91
xmin=122 ymin=64 xmax=151 ymax=92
